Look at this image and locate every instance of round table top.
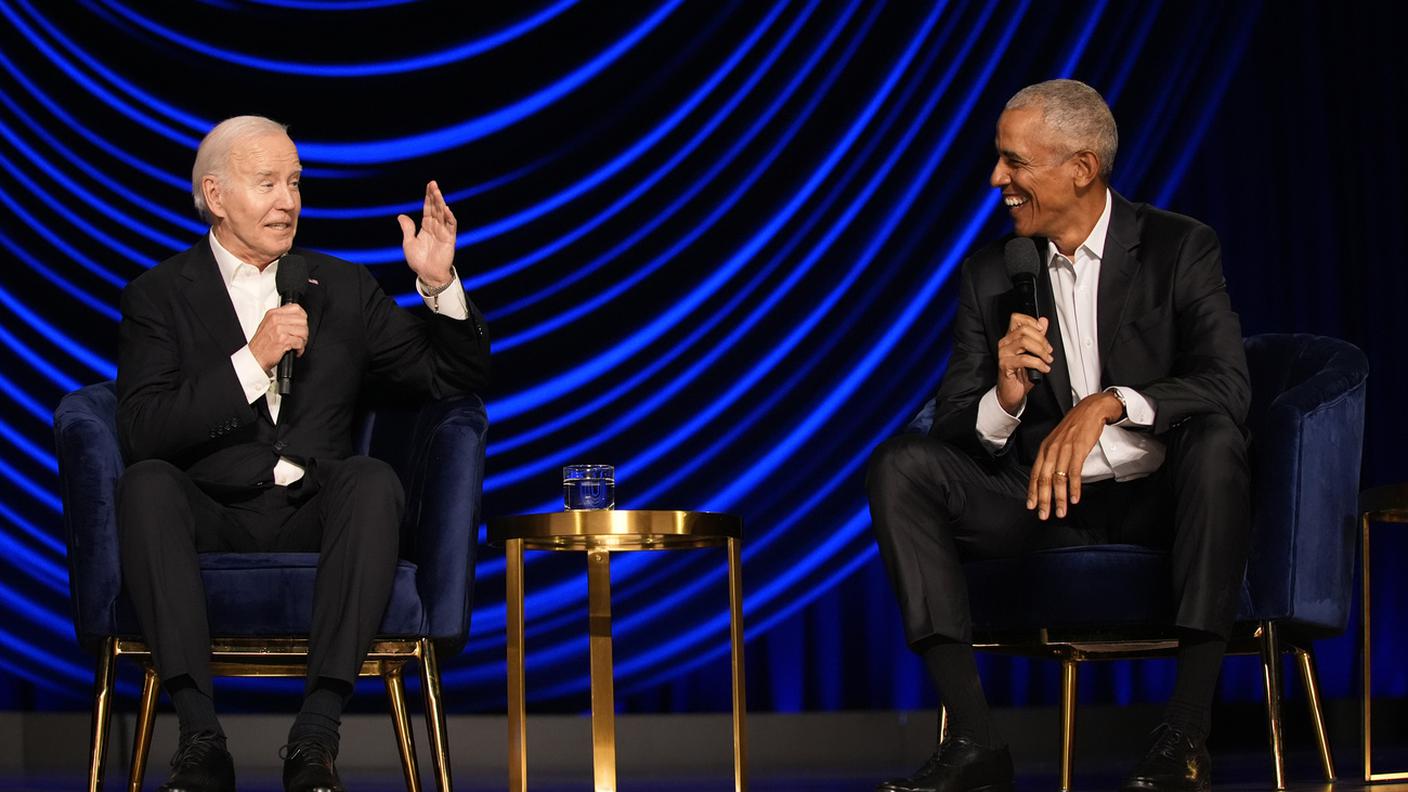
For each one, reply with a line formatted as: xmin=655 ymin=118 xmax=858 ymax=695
xmin=487 ymin=509 xmax=742 ymax=551
xmin=1362 ymin=482 xmax=1408 ymax=522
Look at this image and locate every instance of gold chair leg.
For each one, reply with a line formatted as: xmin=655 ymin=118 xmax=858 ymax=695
xmin=418 ymin=638 xmax=453 ymax=792
xmin=727 ymin=536 xmax=749 ymax=792
xmin=1259 ymin=621 xmax=1287 ymax=790
xmin=1293 ymin=646 xmax=1335 ymax=781
xmin=587 ymin=548 xmax=618 ymax=792
xmin=89 ymin=637 xmax=118 ymax=792
xmin=1060 ymin=659 xmax=1078 ymax=792
xmin=506 ymin=537 xmax=527 ymax=792
xmin=1361 ymin=513 xmax=1374 ymax=782
xmin=129 ymin=665 xmax=160 ymax=792
xmin=384 ymin=662 xmax=422 ymax=792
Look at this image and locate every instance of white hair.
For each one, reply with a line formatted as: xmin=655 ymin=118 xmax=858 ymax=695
xmin=1005 ymin=79 xmax=1118 ymax=178
xmin=191 ymin=115 xmax=290 ymax=223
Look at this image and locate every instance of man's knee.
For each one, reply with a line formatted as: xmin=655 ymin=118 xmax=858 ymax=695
xmin=867 ymin=433 xmax=969 ymax=491
xmin=326 ymin=456 xmax=404 ymax=510
xmin=1168 ymin=413 xmax=1247 ymax=472
xmin=118 ymin=459 xmax=192 ymax=548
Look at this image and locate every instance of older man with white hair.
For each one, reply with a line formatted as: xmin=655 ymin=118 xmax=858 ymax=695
xmin=116 ymin=116 xmax=490 ymax=792
xmin=868 ymin=80 xmax=1250 ymax=792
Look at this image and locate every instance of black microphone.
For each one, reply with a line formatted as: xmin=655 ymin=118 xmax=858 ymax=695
xmin=1003 ymin=237 xmax=1045 ymax=385
xmin=274 ymin=254 xmax=309 ymax=395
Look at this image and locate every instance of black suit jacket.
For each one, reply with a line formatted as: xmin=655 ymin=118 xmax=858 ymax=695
xmin=930 ymin=191 xmax=1249 ymax=466
xmin=117 ymin=240 xmax=491 ymax=492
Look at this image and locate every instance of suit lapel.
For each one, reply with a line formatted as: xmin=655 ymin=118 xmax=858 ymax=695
xmin=1034 ymin=239 xmax=1074 ymax=414
xmin=300 ymin=254 xmax=325 ymax=353
xmin=179 ymin=241 xmax=247 ymax=356
xmin=1097 ymin=192 xmax=1142 ymax=378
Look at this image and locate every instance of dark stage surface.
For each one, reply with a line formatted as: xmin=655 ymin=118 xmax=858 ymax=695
xmin=5 ymin=752 xmax=1408 ymax=792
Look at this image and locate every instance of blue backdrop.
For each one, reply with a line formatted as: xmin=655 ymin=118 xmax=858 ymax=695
xmin=1 ymin=0 xmax=1405 ymax=715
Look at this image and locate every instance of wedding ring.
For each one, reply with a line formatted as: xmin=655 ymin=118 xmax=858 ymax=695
xmin=1053 ymin=471 xmax=1067 ymax=478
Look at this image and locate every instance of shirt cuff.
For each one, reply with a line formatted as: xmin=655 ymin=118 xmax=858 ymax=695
xmin=417 ymin=273 xmax=468 ymax=319
xmin=976 ymin=386 xmax=1023 ymax=452
xmin=1107 ymin=386 xmax=1156 ymax=428
xmin=231 ymin=345 xmax=273 ymax=405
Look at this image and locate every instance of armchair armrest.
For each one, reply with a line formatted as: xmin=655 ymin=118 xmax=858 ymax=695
xmin=361 ymin=395 xmax=488 ymax=652
xmin=53 ymin=382 xmax=124 ymax=651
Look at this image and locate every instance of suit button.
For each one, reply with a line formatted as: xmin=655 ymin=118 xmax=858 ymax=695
xmin=274 ymin=441 xmax=287 ymax=452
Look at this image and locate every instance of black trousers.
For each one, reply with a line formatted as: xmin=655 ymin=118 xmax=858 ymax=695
xmin=867 ymin=414 xmax=1251 ymax=646
xmin=117 ymin=456 xmax=404 ymax=697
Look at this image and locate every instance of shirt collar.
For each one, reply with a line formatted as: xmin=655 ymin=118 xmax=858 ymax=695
xmin=208 ymin=229 xmax=277 ymax=285
xmin=1047 ymin=188 xmax=1112 ymax=265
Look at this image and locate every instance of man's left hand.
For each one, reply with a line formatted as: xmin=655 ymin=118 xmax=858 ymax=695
xmin=1027 ymin=391 xmax=1124 ymax=520
xmin=397 ymin=180 xmax=457 ymax=288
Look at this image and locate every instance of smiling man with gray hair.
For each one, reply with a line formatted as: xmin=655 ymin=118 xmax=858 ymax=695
xmin=868 ymin=79 xmax=1250 ymax=792
xmin=116 ymin=116 xmax=491 ymax=792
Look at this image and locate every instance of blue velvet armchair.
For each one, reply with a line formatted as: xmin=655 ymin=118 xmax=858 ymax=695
xmin=53 ymin=381 xmax=488 ymax=792
xmin=906 ymin=333 xmax=1368 ymax=791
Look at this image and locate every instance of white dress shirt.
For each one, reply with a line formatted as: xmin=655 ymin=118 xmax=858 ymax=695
xmin=210 ymin=231 xmax=469 ymax=486
xmin=975 ymin=190 xmax=1165 ymax=482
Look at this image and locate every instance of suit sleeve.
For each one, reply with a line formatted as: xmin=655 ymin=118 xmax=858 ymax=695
xmin=116 ymin=281 xmax=257 ymax=462
xmin=1139 ymin=224 xmax=1250 ymax=433
xmin=357 ymin=265 xmax=492 ymax=397
xmin=929 ymin=258 xmax=1004 ymax=456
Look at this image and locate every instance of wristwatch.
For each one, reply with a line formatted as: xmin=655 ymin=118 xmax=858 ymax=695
xmin=1105 ymin=387 xmax=1129 ymax=424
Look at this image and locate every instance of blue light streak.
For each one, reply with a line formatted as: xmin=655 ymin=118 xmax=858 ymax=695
xmin=326 ymin=0 xmax=791 ymax=264
xmin=94 ymin=0 xmax=580 ymax=77
xmin=0 ymin=283 xmax=117 ymax=379
xmin=0 ymin=231 xmax=122 ymax=322
xmin=485 ymin=1 xmax=950 ymax=423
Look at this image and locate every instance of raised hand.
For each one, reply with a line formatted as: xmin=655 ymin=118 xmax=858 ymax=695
xmin=397 ymin=180 xmax=457 ymax=288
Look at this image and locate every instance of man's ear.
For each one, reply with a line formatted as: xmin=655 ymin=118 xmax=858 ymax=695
xmin=1070 ymin=150 xmax=1100 ymax=189
xmin=202 ymin=176 xmax=226 ymax=220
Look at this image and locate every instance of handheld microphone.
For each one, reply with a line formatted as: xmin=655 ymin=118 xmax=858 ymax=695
xmin=1003 ymin=237 xmax=1045 ymax=385
xmin=274 ymin=254 xmax=308 ymax=395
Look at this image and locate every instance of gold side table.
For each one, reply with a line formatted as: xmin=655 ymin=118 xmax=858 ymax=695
xmin=488 ymin=509 xmax=748 ymax=792
xmin=1361 ymin=482 xmax=1408 ymax=782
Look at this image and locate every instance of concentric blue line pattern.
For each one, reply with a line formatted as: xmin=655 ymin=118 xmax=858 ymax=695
xmin=0 ymin=1 xmax=1400 ymax=716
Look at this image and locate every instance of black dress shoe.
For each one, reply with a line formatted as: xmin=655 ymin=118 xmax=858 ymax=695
xmin=877 ymin=736 xmax=1014 ymax=792
xmin=159 ymin=730 xmax=235 ymax=792
xmin=1120 ymin=723 xmax=1211 ymax=792
xmin=281 ymin=739 xmax=344 ymax=792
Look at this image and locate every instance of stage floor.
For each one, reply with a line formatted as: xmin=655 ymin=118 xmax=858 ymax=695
xmin=6 ymin=750 xmax=1408 ymax=792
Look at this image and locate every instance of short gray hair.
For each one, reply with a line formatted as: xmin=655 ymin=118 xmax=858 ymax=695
xmin=191 ymin=115 xmax=290 ymax=223
xmin=1005 ymin=79 xmax=1117 ymax=178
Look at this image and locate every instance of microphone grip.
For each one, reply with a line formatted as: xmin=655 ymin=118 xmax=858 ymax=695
xmin=276 ymin=293 xmax=296 ymax=395
xmin=1012 ymin=273 xmax=1045 ymax=385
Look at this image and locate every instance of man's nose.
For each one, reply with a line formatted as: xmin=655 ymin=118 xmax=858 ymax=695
xmin=990 ymin=161 xmax=1009 ymax=188
xmin=274 ymin=184 xmax=297 ymax=210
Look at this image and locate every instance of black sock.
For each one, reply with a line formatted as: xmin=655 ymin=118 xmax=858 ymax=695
xmin=289 ymin=677 xmax=352 ymax=753
xmin=166 ymin=675 xmax=224 ymax=741
xmin=919 ymin=637 xmax=993 ymax=747
xmin=1163 ymin=628 xmax=1226 ymax=738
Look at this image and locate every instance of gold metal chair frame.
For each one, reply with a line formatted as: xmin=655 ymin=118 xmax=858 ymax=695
xmin=939 ymin=621 xmax=1334 ymax=792
xmin=489 ymin=509 xmax=748 ymax=792
xmin=1360 ymin=482 xmax=1408 ymax=783
xmin=87 ymin=635 xmax=453 ymax=792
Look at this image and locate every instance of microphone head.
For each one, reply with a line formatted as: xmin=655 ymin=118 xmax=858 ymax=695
xmin=276 ymin=254 xmax=309 ymax=298
xmin=1003 ymin=237 xmax=1042 ymax=279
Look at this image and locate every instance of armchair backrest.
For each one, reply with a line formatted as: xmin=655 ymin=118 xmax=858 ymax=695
xmin=1241 ymin=333 xmax=1367 ymax=632
xmin=53 ymin=382 xmax=489 ymax=651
